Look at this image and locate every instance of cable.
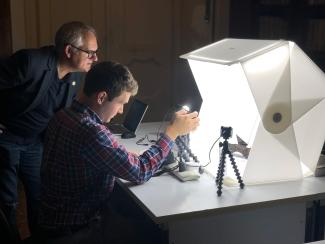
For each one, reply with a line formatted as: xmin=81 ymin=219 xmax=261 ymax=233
xmin=154 ymin=135 xmax=222 ymax=177
xmin=136 ymin=134 xmax=156 ymax=146
xmin=200 ymin=136 xmax=221 ymax=168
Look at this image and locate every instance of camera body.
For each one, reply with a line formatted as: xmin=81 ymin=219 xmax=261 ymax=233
xmin=220 ymin=126 xmax=233 ymax=140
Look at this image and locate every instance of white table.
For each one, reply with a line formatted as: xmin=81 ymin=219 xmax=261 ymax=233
xmin=116 ymin=122 xmax=325 ymax=244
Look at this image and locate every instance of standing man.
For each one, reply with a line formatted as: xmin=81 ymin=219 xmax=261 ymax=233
xmin=0 ymin=21 xmax=98 ymax=238
xmin=39 ymin=61 xmax=200 ymax=243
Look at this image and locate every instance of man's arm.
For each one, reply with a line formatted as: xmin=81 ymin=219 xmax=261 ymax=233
xmin=83 ymin=127 xmax=174 ymax=184
xmin=0 ymin=50 xmax=30 ymax=90
xmin=83 ymin=110 xmax=199 ymax=184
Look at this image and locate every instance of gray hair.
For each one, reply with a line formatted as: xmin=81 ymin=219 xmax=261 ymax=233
xmin=54 ymin=21 xmax=97 ymax=55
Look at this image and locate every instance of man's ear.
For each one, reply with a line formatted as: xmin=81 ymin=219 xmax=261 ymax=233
xmin=64 ymin=45 xmax=73 ymax=58
xmin=97 ymin=91 xmax=108 ymax=105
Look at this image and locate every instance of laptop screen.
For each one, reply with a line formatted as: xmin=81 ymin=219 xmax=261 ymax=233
xmin=123 ymin=99 xmax=148 ymax=132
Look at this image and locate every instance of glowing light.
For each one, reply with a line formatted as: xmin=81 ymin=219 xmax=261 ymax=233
xmin=182 ymin=39 xmax=325 ymax=184
xmin=182 ymin=105 xmax=190 ymax=112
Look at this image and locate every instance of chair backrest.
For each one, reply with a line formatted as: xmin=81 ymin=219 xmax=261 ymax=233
xmin=0 ymin=205 xmax=21 ymax=244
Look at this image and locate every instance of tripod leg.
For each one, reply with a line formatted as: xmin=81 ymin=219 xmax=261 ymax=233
xmin=216 ymin=157 xmax=223 ymax=184
xmin=216 ymin=150 xmax=226 ymax=196
xmin=227 ymin=150 xmax=245 ymax=189
xmin=216 ymin=142 xmax=224 ymax=184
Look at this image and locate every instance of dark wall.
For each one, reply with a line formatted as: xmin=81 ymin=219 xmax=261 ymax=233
xmin=229 ymin=0 xmax=325 ymax=71
xmin=0 ymin=0 xmax=12 ymax=58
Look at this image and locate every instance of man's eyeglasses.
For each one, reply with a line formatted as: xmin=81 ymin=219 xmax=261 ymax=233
xmin=70 ymin=44 xmax=98 ymax=59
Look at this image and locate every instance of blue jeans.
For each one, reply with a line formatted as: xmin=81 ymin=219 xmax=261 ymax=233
xmin=0 ymin=132 xmax=43 ymax=237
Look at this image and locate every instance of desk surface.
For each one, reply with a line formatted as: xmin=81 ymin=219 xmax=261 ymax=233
xmin=117 ymin=122 xmax=325 ymax=224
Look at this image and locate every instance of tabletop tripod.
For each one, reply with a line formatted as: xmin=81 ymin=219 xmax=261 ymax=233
xmin=216 ymin=126 xmax=244 ymax=196
xmin=176 ymin=135 xmax=199 ymax=171
xmin=168 ymin=135 xmax=200 ymax=182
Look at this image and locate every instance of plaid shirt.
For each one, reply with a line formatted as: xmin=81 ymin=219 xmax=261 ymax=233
xmin=39 ymin=100 xmax=174 ymax=230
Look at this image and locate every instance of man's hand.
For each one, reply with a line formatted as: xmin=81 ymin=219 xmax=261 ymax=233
xmin=165 ymin=109 xmax=200 ymax=140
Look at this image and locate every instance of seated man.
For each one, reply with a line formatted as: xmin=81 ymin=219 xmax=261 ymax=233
xmin=38 ymin=61 xmax=199 ymax=243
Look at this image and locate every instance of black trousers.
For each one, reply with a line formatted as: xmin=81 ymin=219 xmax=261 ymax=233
xmin=39 ymin=194 xmax=166 ymax=244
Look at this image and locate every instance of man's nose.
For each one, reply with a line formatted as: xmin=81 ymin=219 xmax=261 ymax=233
xmin=92 ymin=55 xmax=98 ymax=62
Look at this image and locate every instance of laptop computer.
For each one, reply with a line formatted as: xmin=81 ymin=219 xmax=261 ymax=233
xmin=108 ymin=99 xmax=148 ymax=137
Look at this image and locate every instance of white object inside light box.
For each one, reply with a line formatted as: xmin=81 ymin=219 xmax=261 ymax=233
xmin=181 ymin=38 xmax=325 ymax=185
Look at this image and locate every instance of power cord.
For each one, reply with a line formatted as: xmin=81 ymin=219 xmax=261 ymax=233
xmin=198 ymin=135 xmax=221 ymax=173
xmin=136 ymin=134 xmax=156 ymax=146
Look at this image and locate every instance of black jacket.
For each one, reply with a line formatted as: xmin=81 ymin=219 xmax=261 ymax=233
xmin=0 ymin=46 xmax=83 ymax=123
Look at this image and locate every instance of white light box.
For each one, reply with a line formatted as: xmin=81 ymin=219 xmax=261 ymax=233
xmin=181 ymin=38 xmax=325 ymax=184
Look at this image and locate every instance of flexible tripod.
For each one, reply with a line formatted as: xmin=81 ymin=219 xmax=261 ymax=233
xmin=216 ymin=126 xmax=244 ymax=196
xmin=176 ymin=135 xmax=199 ymax=171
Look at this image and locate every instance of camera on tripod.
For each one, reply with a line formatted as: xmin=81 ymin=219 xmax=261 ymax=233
xmin=220 ymin=126 xmax=232 ymax=140
xmin=216 ymin=126 xmax=244 ymax=196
